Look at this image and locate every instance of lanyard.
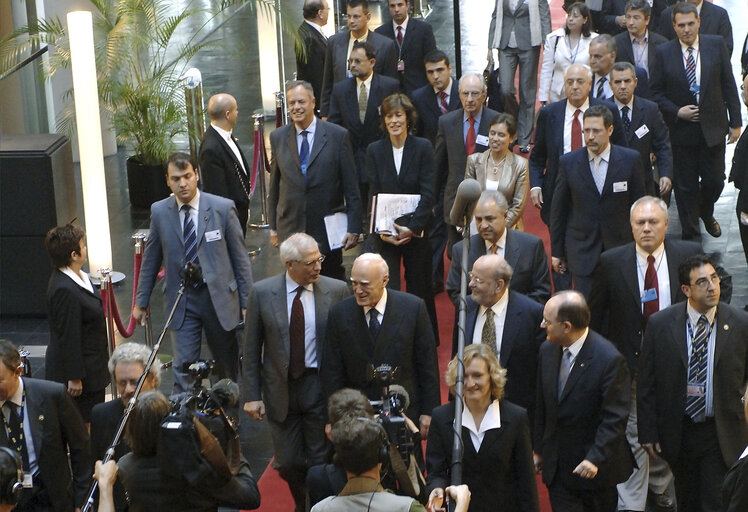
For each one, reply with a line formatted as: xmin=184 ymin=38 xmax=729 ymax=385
xmin=684 ymin=46 xmax=701 ymax=76
xmin=632 ymin=37 xmax=647 ymax=69
xmin=566 ymin=35 xmax=581 ymax=64
xmin=686 ymin=315 xmax=715 ymax=365
xmin=636 ymin=250 xmax=665 ymax=295
xmin=1 ymin=389 xmax=25 ymax=433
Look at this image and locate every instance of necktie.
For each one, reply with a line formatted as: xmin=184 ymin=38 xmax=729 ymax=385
xmin=369 ymin=309 xmax=381 ymax=340
xmin=685 ymin=315 xmax=709 ymax=422
xmin=591 ymin=156 xmax=606 ymax=194
xmin=289 ymin=286 xmax=306 ymax=379
xmin=642 ymin=254 xmax=659 ymax=326
xmin=621 ymin=105 xmax=631 ymax=139
xmin=4 ymin=403 xmax=29 ymax=471
xmin=571 ymin=109 xmax=582 ymax=151
xmin=596 ymin=76 xmax=607 ymax=98
xmin=465 ymin=116 xmax=476 ymax=155
xmin=490 ymin=243 xmax=498 ymax=255
xmin=359 ymin=83 xmax=368 ymax=123
xmin=299 ymin=130 xmax=310 ymax=178
xmin=438 ymin=91 xmax=449 ymax=115
xmin=685 ymin=47 xmax=696 ymax=93
xmin=396 ymin=26 xmax=403 ymax=46
xmin=481 ymin=308 xmax=497 ymax=355
xmin=181 ymin=205 xmax=199 ymax=266
xmin=558 ymin=349 xmax=573 ymax=400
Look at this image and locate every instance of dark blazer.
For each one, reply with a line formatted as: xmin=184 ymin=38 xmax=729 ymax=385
xmin=198 ymin=125 xmax=251 ymax=233
xmin=268 ymin=119 xmax=363 ymax=252
xmin=614 ymin=29 xmax=669 ymax=74
xmin=0 ymin=378 xmax=92 ymax=511
xmin=446 ymin=231 xmax=551 ymax=305
xmin=723 ymin=454 xmax=748 ymax=512
xmin=550 ymin=144 xmax=645 ymax=277
xmin=319 ymin=29 xmax=398 ymax=117
xmin=529 ymin=98 xmax=626 ymax=225
xmin=242 ymin=274 xmax=349 ymax=423
xmin=296 ymin=21 xmax=328 ymax=109
xmin=410 ymin=78 xmax=460 ymax=143
xmin=374 ymin=17 xmax=437 ymax=94
xmin=535 ymin=331 xmax=632 ymax=490
xmin=591 ymin=66 xmax=651 ymax=100
xmin=327 ymin=73 xmax=400 ymax=183
xmin=434 ymin=106 xmax=500 ymax=224
xmin=90 ymin=399 xmax=128 ymax=511
xmin=366 ymin=135 xmax=435 ymax=235
xmin=307 ymin=463 xmax=347 ymax=508
xmin=589 ymin=238 xmax=702 ymax=373
xmin=650 ymin=34 xmax=741 ymax=148
xmin=742 ymin=33 xmax=748 ymax=79
xmin=657 ymin=1 xmax=733 ymax=56
xmin=323 ymin=290 xmax=440 ymax=419
xmin=638 ymin=302 xmax=748 ymax=469
xmin=45 ymin=269 xmax=109 ymax=392
xmin=426 ymin=401 xmax=539 ymax=512
xmin=453 ymin=292 xmax=545 ymax=425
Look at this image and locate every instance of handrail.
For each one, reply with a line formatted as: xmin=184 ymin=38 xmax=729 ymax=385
xmin=0 ymin=45 xmax=48 ymax=82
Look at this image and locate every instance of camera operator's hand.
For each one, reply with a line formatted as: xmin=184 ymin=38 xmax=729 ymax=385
xmin=427 ymin=487 xmax=446 ymax=512
xmin=94 ymin=459 xmax=118 ymax=512
xmin=419 ymin=414 xmax=431 ymax=438
xmin=446 ymin=484 xmax=471 ymax=512
xmin=243 ymin=400 xmax=265 ymax=421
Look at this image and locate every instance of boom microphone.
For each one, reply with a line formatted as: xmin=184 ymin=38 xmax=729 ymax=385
xmin=388 ymin=384 xmax=410 ymax=412
xmin=449 ymin=179 xmax=482 ymax=227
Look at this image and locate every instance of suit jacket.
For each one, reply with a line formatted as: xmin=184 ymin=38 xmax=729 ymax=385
xmin=426 ymin=401 xmax=539 ymax=512
xmin=488 ymin=0 xmax=551 ymax=49
xmin=657 ymin=1 xmax=733 ymax=56
xmin=90 ymin=399 xmax=128 ymax=511
xmin=319 ymin=29 xmax=398 ymax=117
xmin=374 ymin=17 xmax=437 ymax=94
xmin=268 ymin=119 xmax=363 ymax=252
xmin=366 ymin=135 xmax=434 ymax=234
xmin=529 ymin=97 xmax=626 ymax=225
xmin=198 ymin=126 xmax=251 ymax=231
xmin=410 ymin=79 xmax=460 ymax=143
xmin=435 ymin=106 xmax=500 ymax=224
xmin=322 ymin=290 xmax=440 ymax=419
xmin=242 ymin=274 xmax=349 ymax=423
xmin=742 ymin=33 xmax=748 ymax=79
xmin=638 ymin=302 xmax=748 ymax=468
xmin=136 ymin=192 xmax=253 ymax=331
xmin=446 ymin=231 xmax=551 ymax=305
xmin=722 ymin=454 xmax=748 ymax=512
xmin=538 ymin=30 xmax=599 ymax=103
xmin=614 ymin=29 xmax=669 ymax=76
xmin=465 ymin=150 xmax=529 ymax=230
xmin=550 ymin=144 xmax=645 ymax=277
xmin=650 ymin=34 xmax=741 ymax=148
xmin=327 ymin=73 xmax=400 ymax=183
xmin=589 ymin=238 xmax=702 ymax=373
xmin=296 ymin=21 xmax=328 ymax=109
xmin=591 ymin=66 xmax=651 ymax=101
xmin=535 ymin=331 xmax=632 ymax=490
xmin=0 ymin=378 xmax=92 ymax=511
xmin=45 ymin=269 xmax=109 ymax=392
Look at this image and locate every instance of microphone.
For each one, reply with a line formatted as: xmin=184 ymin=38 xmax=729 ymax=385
xmin=449 ymin=179 xmax=482 ymax=227
xmin=179 ymin=261 xmax=203 ymax=286
xmin=387 ymin=384 xmax=410 ymax=412
xmin=209 ymin=379 xmax=240 ymax=409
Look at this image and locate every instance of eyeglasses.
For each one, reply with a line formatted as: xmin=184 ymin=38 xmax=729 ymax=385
xmin=689 ymin=275 xmax=720 ymax=290
xmin=468 ymin=272 xmax=491 ymax=285
xmin=459 ymin=91 xmax=483 ymax=98
xmin=296 ymin=255 xmax=325 ymax=267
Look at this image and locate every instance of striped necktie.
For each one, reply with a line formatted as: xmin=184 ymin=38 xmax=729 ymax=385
xmin=685 ymin=315 xmax=709 ymax=422
xmin=182 ymin=204 xmax=199 ymax=267
xmin=685 ymin=47 xmax=697 ymax=93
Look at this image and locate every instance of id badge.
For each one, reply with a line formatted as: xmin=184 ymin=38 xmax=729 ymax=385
xmin=22 ymin=472 xmax=32 ymax=488
xmin=397 ymin=60 xmax=405 ymax=72
xmin=687 ymin=383 xmax=705 ymax=397
xmin=347 ymin=70 xmax=353 ymax=78
xmin=641 ymin=288 xmax=657 ymax=303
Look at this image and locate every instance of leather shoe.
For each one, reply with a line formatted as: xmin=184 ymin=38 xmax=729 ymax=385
xmin=702 ymin=216 xmax=722 ymax=237
xmin=519 ymin=145 xmax=531 ymax=154
xmin=654 ymin=489 xmax=675 ymax=510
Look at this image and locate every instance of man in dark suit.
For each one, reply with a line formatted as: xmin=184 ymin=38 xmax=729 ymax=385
xmin=374 ymin=0 xmax=436 ymax=95
xmin=243 ymin=233 xmax=349 ymax=512
xmin=295 ymin=0 xmax=329 ymax=111
xmin=638 ymin=254 xmax=748 ymax=512
xmin=198 ymin=93 xmax=251 ymax=237
xmin=534 ymin=291 xmax=632 ymax=512
xmin=446 ymin=190 xmax=550 ymax=305
xmin=323 ymin=253 xmax=440 ymax=437
xmin=590 ymin=196 xmax=701 ymax=511
xmin=657 ymin=0 xmax=733 ymax=55
xmin=133 ymin=153 xmax=254 ymax=393
xmin=589 ymin=34 xmax=650 ymax=101
xmin=268 ymin=80 xmax=362 ymax=280
xmin=610 ymin=62 xmax=673 ymax=197
xmin=613 ymin=0 xmax=668 ymax=78
xmin=327 ymin=41 xmax=399 ymax=208
xmin=319 ymin=0 xmax=397 ymax=117
xmin=0 ymin=339 xmax=91 ymax=512
xmin=650 ymin=2 xmax=741 ymax=240
xmin=550 ymin=104 xmax=645 ymax=299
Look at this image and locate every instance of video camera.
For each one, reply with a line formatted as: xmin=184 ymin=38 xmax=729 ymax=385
xmin=367 ymin=364 xmax=416 ymax=467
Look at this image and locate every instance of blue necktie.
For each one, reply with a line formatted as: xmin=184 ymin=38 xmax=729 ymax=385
xmin=182 ymin=204 xmax=199 ymax=266
xmin=299 ymin=130 xmax=310 ymax=178
xmin=558 ymin=349 xmax=572 ymax=400
xmin=685 ymin=47 xmax=696 ymax=93
xmin=685 ymin=315 xmax=709 ymax=422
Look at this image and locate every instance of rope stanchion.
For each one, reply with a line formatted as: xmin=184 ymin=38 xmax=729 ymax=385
xmin=100 ymin=269 xmax=118 ymax=399
xmin=275 ymin=90 xmax=285 ymax=127
xmin=101 ymin=235 xmax=145 ymax=339
xmin=249 ymin=113 xmax=270 ymax=230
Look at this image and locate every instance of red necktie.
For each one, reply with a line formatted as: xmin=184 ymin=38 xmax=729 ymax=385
xmin=466 ymin=116 xmax=476 ymax=155
xmin=289 ymin=286 xmax=306 ymax=379
xmin=396 ymin=26 xmax=403 ymax=46
xmin=490 ymin=244 xmax=498 ymax=254
xmin=439 ymin=91 xmax=448 ymax=115
xmin=571 ymin=109 xmax=582 ymax=151
xmin=642 ymin=254 xmax=659 ymax=326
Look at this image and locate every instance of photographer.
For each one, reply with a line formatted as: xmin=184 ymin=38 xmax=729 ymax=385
xmin=117 ymin=391 xmax=260 ymax=511
xmin=312 ymin=416 xmax=471 ymax=512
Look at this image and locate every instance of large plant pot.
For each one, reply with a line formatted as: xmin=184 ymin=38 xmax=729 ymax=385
xmin=126 ymin=157 xmax=169 ymax=209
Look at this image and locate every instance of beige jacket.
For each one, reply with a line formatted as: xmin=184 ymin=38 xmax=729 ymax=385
xmin=465 ymin=150 xmax=529 ymax=230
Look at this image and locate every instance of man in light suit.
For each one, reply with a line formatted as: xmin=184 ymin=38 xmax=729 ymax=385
xmin=446 ymin=190 xmax=550 ymax=305
xmin=650 ymin=2 xmax=741 ymax=240
xmin=133 ymin=153 xmax=253 ymax=393
xmin=588 ymin=34 xmax=650 ymax=101
xmin=199 ymin=93 xmax=251 ymax=237
xmin=487 ymin=0 xmax=551 ymax=152
xmin=534 ymin=291 xmax=632 ymax=512
xmin=550 ymin=104 xmax=645 ymax=299
xmin=657 ymin=0 xmax=733 ymax=55
xmin=319 ymin=0 xmax=397 ymax=117
xmin=268 ymin=80 xmax=362 ymax=281
xmin=323 ymin=253 xmax=440 ymax=437
xmin=374 ymin=0 xmax=436 ymax=95
xmin=0 ymin=339 xmax=91 ymax=512
xmin=613 ymin=0 xmax=668 ymax=78
xmin=243 ymin=233 xmax=349 ymax=512
xmin=296 ymin=0 xmax=329 ymax=112
xmin=638 ymin=254 xmax=748 ymax=512
xmin=590 ymin=196 xmax=701 ymax=512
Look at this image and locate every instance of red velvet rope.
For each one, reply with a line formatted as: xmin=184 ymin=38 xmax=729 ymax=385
xmin=250 ymin=123 xmax=270 ymax=197
xmin=101 ymin=251 xmax=142 ymax=338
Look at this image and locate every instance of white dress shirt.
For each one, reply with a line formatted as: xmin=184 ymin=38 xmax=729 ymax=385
xmin=483 ymin=228 xmax=507 ymax=258
xmin=211 ymin=123 xmax=246 ymax=173
xmin=364 ymin=288 xmax=388 ymax=328
xmin=357 ymin=73 xmax=374 ymax=104
xmin=563 ymin=98 xmax=589 ymax=154
xmin=286 ymin=273 xmax=318 ymax=368
xmin=305 ymin=19 xmax=327 ymax=38
xmin=176 ymin=189 xmax=200 ymax=234
xmin=635 ymin=242 xmax=671 ymax=314
xmin=630 ymin=31 xmax=649 ymax=73
xmin=347 ymin=30 xmax=369 ymax=71
xmin=587 ymin=143 xmax=611 ymax=193
xmin=472 ymin=290 xmax=510 ymax=355
xmin=680 ymin=37 xmax=701 ymax=102
xmin=434 ymin=78 xmax=453 ymax=104
xmin=462 ymin=399 xmax=501 ymax=450
xmin=296 ymin=115 xmax=317 ymax=154
xmin=393 ymin=16 xmax=409 ymax=48
xmin=564 ymin=327 xmax=590 ymax=371
xmin=392 ymin=145 xmax=405 ymax=175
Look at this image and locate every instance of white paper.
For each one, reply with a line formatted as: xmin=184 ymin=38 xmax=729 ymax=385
xmin=324 ymin=212 xmax=348 ymax=250
xmin=374 ymin=193 xmax=421 ymax=234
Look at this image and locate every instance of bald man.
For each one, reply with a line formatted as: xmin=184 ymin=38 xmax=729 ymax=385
xmin=199 ymin=93 xmax=252 ymax=236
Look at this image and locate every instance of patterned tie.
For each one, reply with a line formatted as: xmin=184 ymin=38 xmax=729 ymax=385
xmin=596 ymin=76 xmax=607 ymax=98
xmin=591 ymin=156 xmax=606 ymax=194
xmin=4 ymin=403 xmax=29 ymax=471
xmin=481 ymin=308 xmax=497 ymax=355
xmin=396 ymin=26 xmax=403 ymax=46
xmin=558 ymin=349 xmax=573 ymax=400
xmin=289 ymin=286 xmax=306 ymax=379
xmin=685 ymin=47 xmax=696 ymax=94
xmin=438 ymin=91 xmax=449 ymax=115
xmin=642 ymin=254 xmax=659 ymax=326
xmin=490 ymin=243 xmax=498 ymax=255
xmin=621 ymin=105 xmax=631 ymax=139
xmin=181 ymin=205 xmax=199 ymax=265
xmin=359 ymin=83 xmax=368 ymax=123
xmin=299 ymin=130 xmax=310 ymax=178
xmin=369 ymin=309 xmax=382 ymax=340
xmin=571 ymin=109 xmax=582 ymax=151
xmin=685 ymin=315 xmax=709 ymax=422
xmin=465 ymin=116 xmax=476 ymax=155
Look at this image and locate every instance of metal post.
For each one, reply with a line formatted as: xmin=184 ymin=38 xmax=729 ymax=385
xmin=275 ymin=0 xmax=287 ymax=105
xmin=453 ymin=0 xmax=462 ymax=78
xmin=100 ymin=269 xmax=118 ymax=399
xmin=249 ymin=113 xmax=270 ymax=230
xmin=133 ymin=233 xmax=154 ymax=348
xmin=182 ymin=68 xmax=205 ymax=166
xmin=275 ymin=91 xmax=286 ymax=127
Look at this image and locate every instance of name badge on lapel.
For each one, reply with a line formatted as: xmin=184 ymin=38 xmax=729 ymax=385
xmin=635 ymin=124 xmax=649 ymax=139
xmin=475 ymin=134 xmax=489 ymax=147
xmin=205 ymin=230 xmax=222 ymax=242
xmin=613 ymin=181 xmax=628 ymax=193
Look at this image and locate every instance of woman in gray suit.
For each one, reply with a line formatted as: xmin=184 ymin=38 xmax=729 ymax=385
xmin=465 ymin=113 xmax=529 ymax=230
